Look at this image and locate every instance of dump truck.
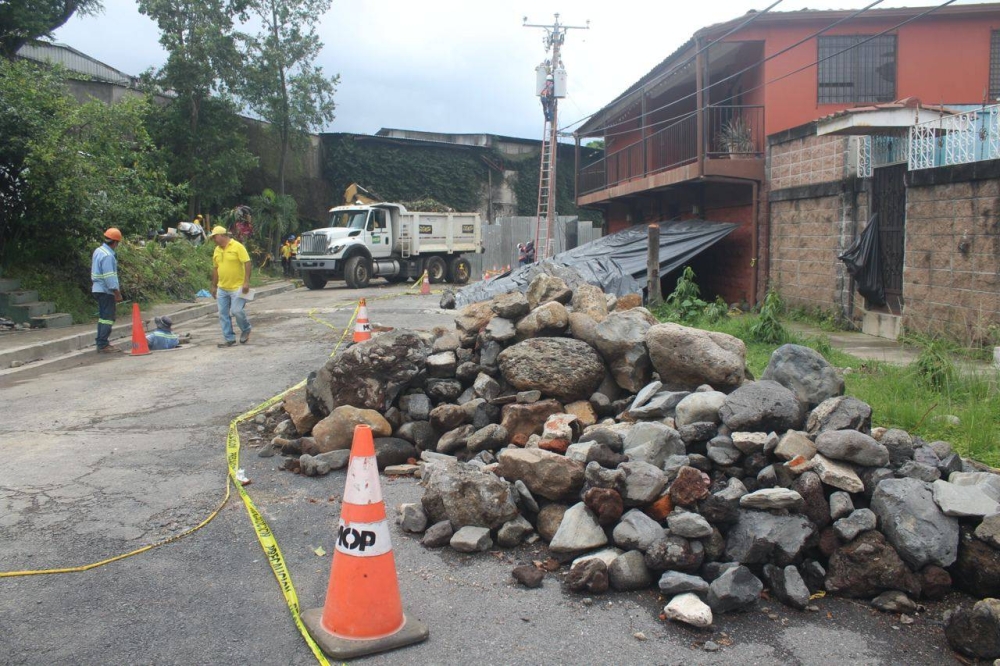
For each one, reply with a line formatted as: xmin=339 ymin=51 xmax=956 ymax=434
xmin=292 ymin=202 xmax=483 ymax=289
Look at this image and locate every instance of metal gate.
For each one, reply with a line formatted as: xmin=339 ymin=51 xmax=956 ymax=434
xmin=872 ymin=164 xmax=906 ymax=313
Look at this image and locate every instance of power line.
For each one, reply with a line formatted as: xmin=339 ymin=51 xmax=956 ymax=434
xmin=570 ymin=0 xmax=897 ymax=138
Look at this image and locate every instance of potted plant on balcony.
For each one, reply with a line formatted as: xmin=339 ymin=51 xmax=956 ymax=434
xmin=718 ymin=116 xmax=755 ymax=158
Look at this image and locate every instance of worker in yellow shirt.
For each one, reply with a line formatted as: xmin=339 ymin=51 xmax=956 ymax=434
xmin=280 ymin=235 xmax=296 ymax=277
xmin=209 ymin=225 xmax=252 ymax=347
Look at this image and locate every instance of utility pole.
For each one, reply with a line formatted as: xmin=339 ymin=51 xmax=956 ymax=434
xmin=524 ymin=13 xmax=588 ymax=261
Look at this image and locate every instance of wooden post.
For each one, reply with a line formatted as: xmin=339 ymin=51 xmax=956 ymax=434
xmin=647 ymin=223 xmax=662 ymax=307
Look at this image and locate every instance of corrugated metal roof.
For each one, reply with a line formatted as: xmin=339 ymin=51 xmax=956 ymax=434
xmin=16 ymin=42 xmax=139 ymax=88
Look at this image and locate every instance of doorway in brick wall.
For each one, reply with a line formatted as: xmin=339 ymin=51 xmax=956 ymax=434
xmin=871 ymin=163 xmax=907 ymax=314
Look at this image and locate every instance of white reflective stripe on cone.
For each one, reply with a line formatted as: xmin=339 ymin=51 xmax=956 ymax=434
xmin=335 ymin=519 xmax=393 ymax=557
xmin=343 ymin=455 xmax=382 ymax=505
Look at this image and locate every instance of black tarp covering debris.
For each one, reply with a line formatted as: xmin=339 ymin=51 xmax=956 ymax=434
xmin=838 ymin=215 xmax=886 ymax=307
xmin=452 ymin=219 xmax=738 ymax=308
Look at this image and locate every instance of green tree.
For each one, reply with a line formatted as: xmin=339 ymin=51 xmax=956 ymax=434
xmin=0 ymin=0 xmax=101 ymax=58
xmin=241 ymin=0 xmax=337 ymax=194
xmin=248 ymin=187 xmax=297 ymax=259
xmin=137 ymin=0 xmax=255 ymax=214
xmin=0 ymin=59 xmax=184 ymax=266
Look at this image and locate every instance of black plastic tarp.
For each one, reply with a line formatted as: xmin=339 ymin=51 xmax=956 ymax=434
xmin=453 ymin=219 xmax=738 ymax=308
xmin=838 ymin=215 xmax=886 ymax=307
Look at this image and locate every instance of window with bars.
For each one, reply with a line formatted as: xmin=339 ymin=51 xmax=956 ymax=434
xmin=991 ymin=31 xmax=1000 ymax=101
xmin=817 ymin=35 xmax=897 ymax=104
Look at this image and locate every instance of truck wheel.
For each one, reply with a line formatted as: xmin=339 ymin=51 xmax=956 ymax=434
xmin=302 ymin=273 xmax=327 ymax=290
xmin=424 ymin=256 xmax=447 ymax=284
xmin=344 ymin=255 xmax=371 ymax=289
xmin=448 ymin=257 xmax=471 ymax=285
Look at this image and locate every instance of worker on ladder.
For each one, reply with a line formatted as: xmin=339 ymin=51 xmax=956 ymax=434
xmin=540 ymin=75 xmax=555 ymax=122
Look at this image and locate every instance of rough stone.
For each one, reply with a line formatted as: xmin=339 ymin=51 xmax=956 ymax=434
xmin=933 ymin=479 xmax=1000 ymax=518
xmin=707 ymin=565 xmax=763 ymax=613
xmin=644 ymin=535 xmax=704 ymax=573
xmin=608 ymin=550 xmax=654 ymax=591
xmin=658 ymin=571 xmax=710 ymax=596
xmin=667 ymin=511 xmax=714 ymax=539
xmin=620 ymin=461 xmax=668 ymax=506
xmin=435 ymin=424 xmax=475 ymax=454
xmin=512 ymin=564 xmax=544 ymax=588
xmin=871 ymin=590 xmax=918 ymax=614
xmin=421 ymin=520 xmax=453 ymax=548
xmin=613 ymin=509 xmax=667 ymax=552
xmin=497 ymin=515 xmax=534 ymax=548
xmin=663 ymin=593 xmax=713 ymax=628
xmin=725 ymin=510 xmax=816 ymax=566
xmin=483 ymin=317 xmax=516 ymax=344
xmin=880 ymin=428 xmax=915 ymax=468
xmin=763 ymin=564 xmax=810 ymax=610
xmin=739 ymin=488 xmax=803 ymax=511
xmin=500 ymin=399 xmax=564 ymax=447
xmin=824 ymin=531 xmax=922 ymax=598
xmin=592 ymin=309 xmax=656 ymax=392
xmin=806 ymin=396 xmax=872 ymax=435
xmin=719 ymin=381 xmax=805 ymax=433
xmin=283 ymin=388 xmax=320 ymax=435
xmin=421 ymin=461 xmax=519 ymax=529
xmin=622 ymin=422 xmax=685 ymax=468
xmin=426 ymin=351 xmax=458 ymax=378
xmin=774 ymin=430 xmax=817 ymax=462
xmin=497 ymin=447 xmax=584 ymax=502
xmin=311 ymin=405 xmax=392 ymax=453
xmin=945 ymin=598 xmax=1000 ymax=660
xmin=674 ymin=390 xmax=726 ymax=426
xmin=829 ymin=491 xmax=855 ymax=520
xmin=646 ymin=323 xmax=746 ymax=392
xmin=975 ymin=513 xmax=1000 ymax=549
xmin=833 ymin=508 xmax=877 ymax=542
xmin=571 ymin=283 xmax=609 ymax=322
xmin=565 ymin=559 xmax=609 ymax=594
xmin=810 ymin=453 xmax=864 ymax=493
xmin=526 ymin=273 xmax=572 ymax=309
xmin=583 ymin=487 xmax=624 ymax=527
xmin=815 ymin=430 xmax=890 ymax=467
xmin=669 ymin=466 xmax=711 ymax=506
xmin=499 ymin=338 xmax=604 ymax=402
xmin=706 ymin=436 xmax=742 ymax=466
xmin=491 ymin=291 xmax=531 ymax=319
xmin=871 ymin=477 xmax=960 ymax=569
xmin=761 ymin=344 xmax=844 ymax=408
xmin=896 ymin=460 xmax=941 ymax=483
xmin=515 ymin=301 xmax=570 ymax=340
xmin=536 ymin=504 xmax=568 ymax=543
xmin=549 ymin=502 xmax=608 ymax=556
xmin=451 ymin=525 xmax=493 ymax=553
xmin=466 ymin=424 xmax=509 ymax=453
xmin=951 ymin=527 xmax=1000 ymax=598
xmin=949 ymin=472 xmax=1000 ymax=502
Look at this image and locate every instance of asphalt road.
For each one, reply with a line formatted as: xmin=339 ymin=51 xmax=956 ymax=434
xmin=0 ymin=282 xmax=966 ymax=665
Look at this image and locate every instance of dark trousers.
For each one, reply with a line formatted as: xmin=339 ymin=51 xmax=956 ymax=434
xmin=95 ymin=292 xmax=116 ymax=349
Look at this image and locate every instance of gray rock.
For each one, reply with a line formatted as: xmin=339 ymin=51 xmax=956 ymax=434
xmin=421 ymin=520 xmax=453 ymax=547
xmin=472 ymin=373 xmax=502 ymax=401
xmin=774 ymin=430 xmax=817 ymax=461
xmin=436 ymin=424 xmax=475 ymax=454
xmin=451 ymin=525 xmax=493 ymax=553
xmin=829 ymin=491 xmax=855 ymax=520
xmin=497 ymin=515 xmax=534 ymax=547
xmin=674 ymin=391 xmax=727 ymax=426
xmin=761 ymin=344 xmax=844 ymax=408
xmin=871 ymin=590 xmax=917 ymax=614
xmin=663 ymin=592 xmax=714 ymax=628
xmin=421 ymin=461 xmax=519 ymax=529
xmin=945 ymin=598 xmax=1000 ymax=660
xmin=622 ymin=422 xmax=685 ymax=468
xmin=375 ymin=437 xmax=418 ymax=469
xmin=395 ymin=420 xmax=436 ymax=451
xmin=426 ymin=351 xmax=458 ymax=378
xmin=815 ymin=430 xmax=889 ymax=467
xmin=608 ymin=550 xmax=654 ymax=591
xmin=871 ymin=477 xmax=960 ymax=569
xmin=707 ymin=565 xmax=763 ymax=613
xmin=515 ymin=301 xmax=570 ymax=340
xmin=806 ymin=396 xmax=872 ymax=435
xmin=426 ymin=379 xmax=463 ymax=403
xmin=731 ymin=431 xmax=771 ymax=455
xmin=307 ymin=329 xmax=430 ymax=414
xmin=763 ymin=564 xmax=810 ymax=610
xmin=667 ymin=511 xmax=714 ymax=539
xmin=525 ymin=273 xmax=572 ymax=309
xmin=833 ymin=508 xmax=877 ymax=542
xmin=719 ymin=380 xmax=805 ymax=433
xmin=646 ymin=323 xmax=746 ymax=392
xmin=571 ymin=283 xmax=610 ymax=322
xmin=398 ymin=503 xmax=428 ymax=533
xmin=585 ymin=461 xmax=626 ymax=491
xmin=794 ymin=471 xmax=832 ymax=529
xmin=466 ymin=424 xmax=509 ymax=453
xmin=513 ymin=479 xmax=539 ymax=513
xmin=629 ymin=381 xmax=663 ymax=412
xmin=620 ymin=460 xmax=668 ymax=506
xmin=810 ymin=453 xmax=865 ymax=493
xmin=401 ymin=393 xmax=432 ymax=421
xmin=932 ymin=479 xmax=1000 ymax=518
xmin=483 ymin=317 xmax=516 ymax=344
xmin=739 ymin=488 xmax=803 ymax=511
xmin=644 ymin=535 xmax=704 ymax=573
xmin=725 ymin=510 xmax=816 ymax=566
xmin=498 ymin=338 xmax=605 ymax=402
xmin=896 ymin=460 xmax=941 ymax=482
xmin=949 ymin=471 xmax=1000 ymax=502
xmin=497 ymin=447 xmax=585 ymax=501
xmin=491 ymin=290 xmax=531 ymax=319
xmin=592 ymin=309 xmax=656 ymax=393
xmin=913 ymin=446 xmax=942 ymax=468
xmin=549 ymin=502 xmax=608 ymax=555
xmin=612 ymin=509 xmax=666 ymax=552
xmin=706 ymin=436 xmax=742 ymax=466
xmin=658 ymin=571 xmax=710 ymax=596
xmin=880 ymin=428 xmax=914 ymax=468
xmin=975 ymin=513 xmax=1000 ymax=549
xmin=629 ymin=391 xmax=690 ymax=420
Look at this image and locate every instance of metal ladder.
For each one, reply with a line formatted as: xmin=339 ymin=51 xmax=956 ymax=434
xmin=534 ymin=119 xmax=556 ymax=261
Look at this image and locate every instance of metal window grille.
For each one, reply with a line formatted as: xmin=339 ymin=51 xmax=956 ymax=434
xmin=818 ymin=35 xmax=897 ymax=104
xmin=991 ymin=31 xmax=1000 ymax=102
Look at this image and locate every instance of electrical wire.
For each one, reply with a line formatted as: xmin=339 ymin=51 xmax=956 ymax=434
xmin=583 ymin=0 xmax=958 ymax=141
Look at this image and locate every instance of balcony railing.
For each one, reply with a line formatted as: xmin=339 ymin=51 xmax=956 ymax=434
xmin=578 ymin=105 xmax=764 ymax=196
xmin=909 ymin=104 xmax=1000 ymax=170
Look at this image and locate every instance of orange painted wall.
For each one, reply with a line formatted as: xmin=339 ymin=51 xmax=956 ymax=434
xmin=725 ymin=14 xmax=999 ymax=136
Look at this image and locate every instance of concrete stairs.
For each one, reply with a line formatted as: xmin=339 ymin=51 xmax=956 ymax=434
xmin=0 ymin=278 xmax=73 ymax=329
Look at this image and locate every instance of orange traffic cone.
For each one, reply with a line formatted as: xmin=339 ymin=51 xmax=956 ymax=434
xmin=130 ymin=303 xmax=151 ymax=356
xmin=302 ymin=425 xmax=429 ymax=659
xmin=353 ymin=298 xmax=372 ymax=343
xmin=420 ymin=271 xmax=431 ymax=295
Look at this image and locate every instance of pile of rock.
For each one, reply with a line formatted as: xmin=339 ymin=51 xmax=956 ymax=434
xmin=271 ymin=274 xmax=1000 ymax=660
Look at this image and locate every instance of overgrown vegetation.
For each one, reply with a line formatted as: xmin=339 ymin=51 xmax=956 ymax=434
xmin=655 ymin=269 xmax=1000 ymax=466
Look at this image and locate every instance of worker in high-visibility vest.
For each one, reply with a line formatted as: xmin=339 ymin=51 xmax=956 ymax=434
xmin=280 ymin=235 xmax=296 ymax=277
xmin=91 ymin=228 xmax=123 ymax=353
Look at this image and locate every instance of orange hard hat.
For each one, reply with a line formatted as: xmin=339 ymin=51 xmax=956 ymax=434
xmin=104 ymin=228 xmax=123 ymax=242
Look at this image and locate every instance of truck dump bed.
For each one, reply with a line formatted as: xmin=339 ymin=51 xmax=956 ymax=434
xmin=398 ymin=212 xmax=481 ymax=256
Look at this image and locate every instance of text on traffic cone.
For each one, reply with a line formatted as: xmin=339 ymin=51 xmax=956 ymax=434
xmin=353 ymin=298 xmax=372 ymax=343
xmin=130 ymin=303 xmax=151 ymax=356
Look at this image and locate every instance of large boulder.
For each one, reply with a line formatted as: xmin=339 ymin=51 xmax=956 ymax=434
xmin=719 ymin=380 xmax=805 ymax=432
xmin=526 ymin=274 xmax=573 ymax=309
xmin=311 ymin=405 xmax=392 ymax=453
xmin=871 ymin=477 xmax=960 ymax=569
xmin=806 ymin=396 xmax=872 ymax=435
xmin=725 ymin=510 xmax=816 ymax=566
xmin=674 ymin=391 xmax=726 ymax=426
xmin=421 ymin=462 xmax=519 ymax=530
xmin=491 ymin=291 xmax=531 ymax=319
xmin=646 ymin=323 xmax=746 ymax=392
xmin=283 ymin=388 xmax=320 ymax=435
xmin=945 ymin=599 xmax=1000 ymax=660
xmin=824 ymin=530 xmax=922 ymax=598
xmin=496 ymin=447 xmax=585 ymax=501
xmin=592 ymin=309 xmax=656 ymax=393
xmin=454 ymin=301 xmax=494 ymax=336
xmin=707 ymin=565 xmax=763 ymax=613
xmin=307 ymin=330 xmax=430 ymax=415
xmin=515 ymin=301 xmax=570 ymax=340
xmin=498 ymin=338 xmax=605 ymax=403
xmin=950 ymin=526 xmax=1000 ymax=598
xmin=760 ymin=344 xmax=844 ymax=408
xmin=571 ymin=284 xmax=609 ymax=322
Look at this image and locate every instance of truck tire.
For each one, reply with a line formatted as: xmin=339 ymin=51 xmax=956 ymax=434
xmin=344 ymin=255 xmax=371 ymax=289
xmin=302 ymin=273 xmax=327 ymax=290
xmin=448 ymin=257 xmax=471 ymax=285
xmin=424 ymin=256 xmax=447 ymax=284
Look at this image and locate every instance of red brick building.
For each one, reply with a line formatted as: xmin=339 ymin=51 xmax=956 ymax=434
xmin=575 ymin=3 xmax=1000 ymax=307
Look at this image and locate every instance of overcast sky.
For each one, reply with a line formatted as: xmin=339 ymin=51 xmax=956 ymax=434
xmin=53 ymin=0 xmax=988 ymax=141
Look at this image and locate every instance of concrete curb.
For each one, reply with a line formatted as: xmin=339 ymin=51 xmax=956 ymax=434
xmin=0 ymin=282 xmax=296 ymax=377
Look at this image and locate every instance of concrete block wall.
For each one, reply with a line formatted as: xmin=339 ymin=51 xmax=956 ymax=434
xmin=902 ymin=168 xmax=1000 ymax=342
xmin=769 ymin=133 xmax=853 ymax=191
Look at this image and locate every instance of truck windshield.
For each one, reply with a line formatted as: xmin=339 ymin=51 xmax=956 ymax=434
xmin=330 ymin=210 xmax=369 ymax=230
